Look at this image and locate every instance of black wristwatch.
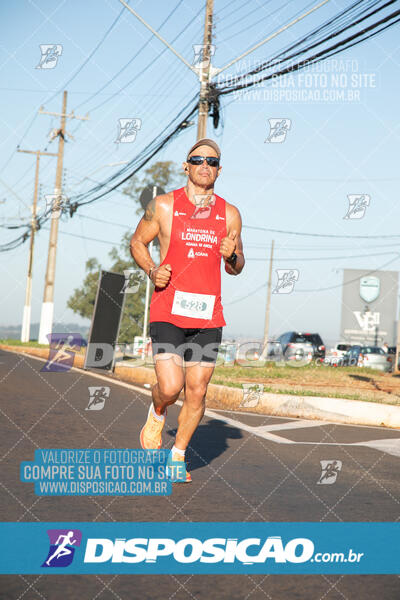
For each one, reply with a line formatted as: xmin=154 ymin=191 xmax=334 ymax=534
xmin=226 ymin=252 xmax=237 ymax=266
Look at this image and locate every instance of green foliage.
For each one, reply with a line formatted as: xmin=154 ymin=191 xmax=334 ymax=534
xmin=67 ymin=258 xmax=101 ymax=321
xmin=67 ymin=161 xmax=184 ymax=343
xmin=122 ymin=160 xmax=185 ymax=215
xmin=67 ymin=256 xmax=145 ymax=343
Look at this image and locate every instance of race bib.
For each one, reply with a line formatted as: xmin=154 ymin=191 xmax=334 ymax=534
xmin=171 ymin=290 xmax=215 ymax=320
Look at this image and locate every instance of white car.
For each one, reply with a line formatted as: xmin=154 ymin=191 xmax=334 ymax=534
xmin=343 ymin=345 xmax=393 ymax=372
xmin=326 ymin=343 xmax=351 ymax=366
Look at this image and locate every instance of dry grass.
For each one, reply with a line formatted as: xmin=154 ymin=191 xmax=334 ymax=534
xmin=3 ymin=340 xmax=399 ymax=405
xmin=211 ymin=362 xmax=400 ymax=405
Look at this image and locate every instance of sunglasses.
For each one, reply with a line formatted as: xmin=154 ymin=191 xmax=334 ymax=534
xmin=187 ymin=155 xmax=220 ymax=167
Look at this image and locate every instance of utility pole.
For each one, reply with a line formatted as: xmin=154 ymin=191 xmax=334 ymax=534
xmin=17 ymin=149 xmax=57 ymax=342
xmin=197 ymin=0 xmax=214 ymax=140
xmin=38 ymin=91 xmax=89 ymax=344
xmin=119 ymin=0 xmax=329 ymax=142
xmin=263 ymin=240 xmax=275 ymax=352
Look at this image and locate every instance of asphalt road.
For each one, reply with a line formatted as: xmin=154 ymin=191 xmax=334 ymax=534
xmin=1 ymin=348 xmax=399 ymax=599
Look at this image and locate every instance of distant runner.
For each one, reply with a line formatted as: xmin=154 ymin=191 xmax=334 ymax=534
xmin=130 ymin=138 xmax=245 ymax=482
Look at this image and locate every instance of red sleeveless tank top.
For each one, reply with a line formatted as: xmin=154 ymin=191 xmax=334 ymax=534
xmin=150 ymin=187 xmax=227 ymax=328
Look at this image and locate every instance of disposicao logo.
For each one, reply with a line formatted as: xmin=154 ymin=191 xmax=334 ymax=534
xmin=42 ymin=529 xmax=82 ymax=568
xmin=83 ymin=536 xmax=314 ymax=565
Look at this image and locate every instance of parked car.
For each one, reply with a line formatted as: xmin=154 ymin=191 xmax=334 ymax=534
xmin=327 ymin=342 xmax=351 ymax=366
xmin=388 ymin=346 xmax=399 ymax=370
xmin=276 ymin=331 xmax=325 ymax=360
xmin=276 ymin=332 xmax=314 ymax=362
xmin=342 ymin=345 xmax=393 ymax=372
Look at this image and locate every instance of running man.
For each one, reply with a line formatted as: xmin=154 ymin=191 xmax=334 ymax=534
xmin=130 ymin=138 xmax=244 ymax=482
xmin=45 ymin=531 xmax=76 ymax=565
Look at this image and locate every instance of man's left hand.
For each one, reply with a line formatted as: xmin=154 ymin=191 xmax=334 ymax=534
xmin=220 ymin=230 xmax=237 ymax=259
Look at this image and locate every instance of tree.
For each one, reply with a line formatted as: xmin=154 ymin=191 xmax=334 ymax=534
xmin=123 ymin=160 xmax=185 ymax=215
xmin=67 ymin=233 xmax=145 ymax=343
xmin=67 ymin=161 xmax=185 ymax=343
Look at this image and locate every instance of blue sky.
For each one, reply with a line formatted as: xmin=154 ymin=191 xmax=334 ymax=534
xmin=1 ymin=0 xmax=400 ymax=346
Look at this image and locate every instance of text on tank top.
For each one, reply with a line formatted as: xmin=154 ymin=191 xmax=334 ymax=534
xmin=149 ymin=187 xmax=227 ymax=328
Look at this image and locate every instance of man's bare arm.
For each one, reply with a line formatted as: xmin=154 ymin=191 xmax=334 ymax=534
xmin=224 ymin=204 xmax=245 ymax=275
xmin=130 ymin=195 xmax=173 ymax=288
xmin=130 ymin=197 xmax=159 ymax=276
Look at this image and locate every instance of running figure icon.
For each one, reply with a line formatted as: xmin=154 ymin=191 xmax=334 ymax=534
xmin=41 ymin=333 xmax=83 ymax=372
xmin=45 ymin=531 xmax=77 ymax=566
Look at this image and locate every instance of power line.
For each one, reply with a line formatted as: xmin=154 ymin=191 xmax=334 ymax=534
xmin=247 ymin=250 xmax=400 ymax=261
xmin=226 ymin=252 xmax=400 ymax=304
xmin=0 ymin=113 xmax=38 ymax=177
xmin=64 ymin=3 xmax=202 ymax=183
xmin=67 ymin=95 xmax=198 ymax=208
xmin=297 ymin=253 xmax=400 ymax=292
xmin=214 ymin=0 xmax=243 ymax=18
xmin=218 ymin=0 xmax=276 ymax=35
xmin=77 ymin=214 xmax=129 ymax=229
xmin=42 ymin=227 xmax=120 ymax=246
xmin=70 ymin=0 xmax=399 ymax=210
xmin=219 ymin=0 xmax=294 ymax=43
xmin=244 ymin=0 xmax=378 ymax=72
xmin=74 ymin=0 xmax=191 ymax=113
xmin=246 ymin=241 xmax=400 ymax=250
xmin=0 ymin=3 xmax=128 ymax=181
xmin=243 ymin=225 xmax=400 ymax=239
xmin=38 ymin=3 xmax=400 ymax=211
xmin=75 ymin=218 xmax=400 ymax=251
xmin=44 ymin=2 xmax=127 ymax=106
xmin=2 ymin=1 xmax=399 ymax=252
xmin=264 ymin=0 xmax=393 ymax=72
xmin=217 ymin=1 xmax=400 ymax=94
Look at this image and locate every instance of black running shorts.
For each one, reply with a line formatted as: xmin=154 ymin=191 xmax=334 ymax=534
xmin=149 ymin=321 xmax=223 ymax=363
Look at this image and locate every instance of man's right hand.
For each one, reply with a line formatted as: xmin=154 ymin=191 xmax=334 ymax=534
xmin=150 ymin=264 xmax=172 ymax=288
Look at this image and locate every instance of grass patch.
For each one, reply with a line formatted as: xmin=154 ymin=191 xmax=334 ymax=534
xmin=0 ymin=339 xmax=48 ymax=348
xmin=211 ymin=378 xmax=379 ymax=403
xmin=2 ymin=342 xmax=398 ymax=404
xmin=0 ymin=339 xmax=86 ymax=354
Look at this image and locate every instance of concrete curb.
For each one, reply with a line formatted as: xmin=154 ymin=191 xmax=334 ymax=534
xmin=2 ymin=344 xmax=400 ymax=429
xmin=257 ymin=393 xmax=400 ymax=429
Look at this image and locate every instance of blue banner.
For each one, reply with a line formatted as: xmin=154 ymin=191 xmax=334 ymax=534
xmin=0 ymin=522 xmax=398 ymax=574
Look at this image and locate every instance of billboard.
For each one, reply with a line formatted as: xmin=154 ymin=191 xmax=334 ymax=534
xmin=84 ymin=270 xmax=126 ymax=371
xmin=340 ymin=269 xmax=399 ymax=345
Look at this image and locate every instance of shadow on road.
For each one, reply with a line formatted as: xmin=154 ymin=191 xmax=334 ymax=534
xmin=167 ymin=419 xmax=243 ymax=472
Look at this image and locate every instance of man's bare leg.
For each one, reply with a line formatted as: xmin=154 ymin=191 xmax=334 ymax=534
xmin=152 ymin=353 xmax=185 ymax=415
xmin=174 ymin=361 xmax=216 ymax=451
xmin=140 ymin=353 xmax=184 ymax=450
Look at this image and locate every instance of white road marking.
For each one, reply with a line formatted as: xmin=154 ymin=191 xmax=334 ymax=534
xmin=4 ymin=348 xmax=400 ymax=458
xmin=253 ymin=419 xmax=331 ymax=432
xmin=355 ymin=438 xmax=400 ymax=458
